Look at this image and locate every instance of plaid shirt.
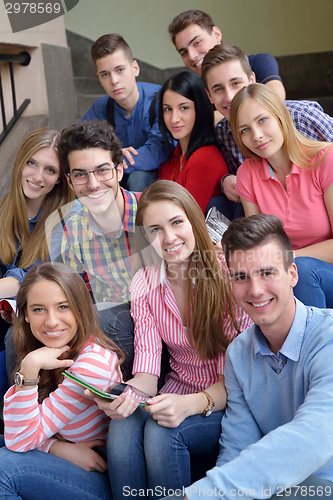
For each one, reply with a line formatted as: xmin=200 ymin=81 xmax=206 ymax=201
xmin=216 ymin=100 xmax=333 ymax=176
xmin=61 ymin=189 xmax=139 ymax=304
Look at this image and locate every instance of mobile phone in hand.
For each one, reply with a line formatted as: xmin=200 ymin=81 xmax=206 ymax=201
xmin=62 ymin=371 xmax=149 ymax=406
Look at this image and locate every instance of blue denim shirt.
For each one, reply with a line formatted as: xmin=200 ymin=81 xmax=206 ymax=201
xmin=81 ymin=81 xmax=171 ymax=174
xmin=4 ymin=199 xmax=82 ymax=284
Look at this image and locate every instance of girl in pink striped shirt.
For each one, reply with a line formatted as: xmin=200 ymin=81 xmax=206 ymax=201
xmin=0 ymin=262 xmax=122 ymax=500
xmin=93 ymin=181 xmax=252 ymax=499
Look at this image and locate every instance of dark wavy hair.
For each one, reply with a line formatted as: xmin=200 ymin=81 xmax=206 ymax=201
xmin=58 ymin=120 xmax=123 ymax=175
xmin=158 ymin=70 xmax=218 ymax=160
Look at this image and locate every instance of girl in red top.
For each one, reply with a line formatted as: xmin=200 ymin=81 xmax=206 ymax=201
xmin=158 ymin=71 xmax=228 ymax=213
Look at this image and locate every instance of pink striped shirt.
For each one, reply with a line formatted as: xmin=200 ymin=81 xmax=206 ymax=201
xmin=4 ymin=339 xmax=121 ymax=452
xmin=131 ymin=256 xmax=252 ymax=394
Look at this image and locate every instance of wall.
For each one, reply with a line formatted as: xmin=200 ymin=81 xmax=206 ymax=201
xmin=63 ymin=0 xmax=333 ymax=69
xmin=0 ymin=2 xmax=76 ymax=128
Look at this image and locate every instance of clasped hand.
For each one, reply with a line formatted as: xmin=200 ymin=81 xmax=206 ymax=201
xmin=21 ymin=345 xmax=74 ymax=377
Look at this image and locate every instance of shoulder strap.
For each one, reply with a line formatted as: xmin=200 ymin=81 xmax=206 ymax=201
xmin=149 ymin=89 xmax=161 ymax=127
xmin=106 ymin=97 xmax=115 ymax=127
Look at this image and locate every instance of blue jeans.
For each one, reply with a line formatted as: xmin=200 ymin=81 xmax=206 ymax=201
xmin=294 ymin=257 xmax=333 ymax=308
xmin=0 ymin=349 xmax=7 ymax=399
xmin=205 ymin=195 xmax=244 ymax=221
xmin=121 ymin=169 xmax=159 ymax=192
xmin=163 ymin=474 xmax=333 ymax=499
xmin=97 ymin=302 xmax=134 ymax=381
xmin=0 ymin=446 xmax=112 ymax=500
xmin=107 ymin=406 xmax=223 ymax=499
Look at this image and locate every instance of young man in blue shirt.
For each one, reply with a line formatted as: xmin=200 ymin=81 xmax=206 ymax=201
xmin=165 ymin=214 xmax=333 ymax=499
xmin=81 ymin=34 xmax=170 ymax=192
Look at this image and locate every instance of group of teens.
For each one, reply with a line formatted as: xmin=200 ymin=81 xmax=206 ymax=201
xmin=0 ymin=8 xmax=332 ymax=500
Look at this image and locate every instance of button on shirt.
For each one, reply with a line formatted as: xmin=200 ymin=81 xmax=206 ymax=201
xmin=61 ymin=189 xmax=139 ymax=304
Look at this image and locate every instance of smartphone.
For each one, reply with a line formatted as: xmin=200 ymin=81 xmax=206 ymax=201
xmin=62 ymin=370 xmax=149 ymax=406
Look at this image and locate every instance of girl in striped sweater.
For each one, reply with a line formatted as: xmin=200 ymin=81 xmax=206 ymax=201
xmin=0 ymin=262 xmax=122 ymax=500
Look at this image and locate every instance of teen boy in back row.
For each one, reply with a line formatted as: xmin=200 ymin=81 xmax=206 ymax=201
xmin=168 ymin=10 xmax=286 ymax=101
xmin=81 ymin=34 xmax=170 ymax=192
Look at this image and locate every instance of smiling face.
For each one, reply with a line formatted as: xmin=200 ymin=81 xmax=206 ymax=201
xmin=174 ymin=24 xmax=222 ymax=75
xmin=67 ymin=147 xmax=123 ymax=217
xmin=142 ymin=200 xmax=196 ymax=268
xmin=95 ymin=49 xmax=139 ymax=110
xmin=162 ymin=89 xmax=196 ymax=152
xmin=25 ymin=280 xmax=78 ymax=349
xmin=228 ymin=241 xmax=298 ymax=350
xmin=21 ymin=146 xmax=60 ymax=209
xmin=237 ymin=98 xmax=286 ymax=163
xmin=206 ymin=59 xmax=255 ymax=120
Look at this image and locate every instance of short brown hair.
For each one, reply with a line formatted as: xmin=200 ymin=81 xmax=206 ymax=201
xmin=222 ymin=214 xmax=294 ymax=271
xmin=168 ymin=10 xmax=214 ymax=45
xmin=202 ymin=43 xmax=252 ymax=89
xmin=91 ymin=33 xmax=133 ymax=64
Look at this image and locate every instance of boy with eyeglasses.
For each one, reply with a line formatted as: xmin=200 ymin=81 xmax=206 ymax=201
xmin=57 ymin=120 xmax=139 ymax=379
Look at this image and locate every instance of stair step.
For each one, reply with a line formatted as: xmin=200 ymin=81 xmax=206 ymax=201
xmin=76 ymin=93 xmax=106 ymax=120
xmin=74 ymin=76 xmax=102 ymax=95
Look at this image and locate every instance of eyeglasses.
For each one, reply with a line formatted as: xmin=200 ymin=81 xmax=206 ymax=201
xmin=68 ymin=166 xmax=115 ymax=185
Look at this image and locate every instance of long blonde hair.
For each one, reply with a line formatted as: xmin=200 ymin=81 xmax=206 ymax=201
xmin=0 ymin=128 xmax=75 ymax=269
xmin=134 ymin=180 xmax=240 ymax=360
xmin=229 ymin=83 xmax=332 ymax=169
xmin=13 ymin=262 xmax=123 ymax=403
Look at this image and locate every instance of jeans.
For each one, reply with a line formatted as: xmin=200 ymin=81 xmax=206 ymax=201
xmin=163 ymin=474 xmax=333 ymax=499
xmin=121 ymin=169 xmax=159 ymax=192
xmin=0 ymin=446 xmax=112 ymax=500
xmin=107 ymin=406 xmax=223 ymax=500
xmin=205 ymin=195 xmax=244 ymax=221
xmin=97 ymin=302 xmax=134 ymax=381
xmin=294 ymin=257 xmax=333 ymax=308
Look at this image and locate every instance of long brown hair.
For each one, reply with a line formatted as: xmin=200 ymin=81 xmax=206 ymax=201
xmin=134 ymin=180 xmax=240 ymax=360
xmin=229 ymin=83 xmax=332 ymax=169
xmin=0 ymin=128 xmax=75 ymax=269
xmin=13 ymin=262 xmax=123 ymax=403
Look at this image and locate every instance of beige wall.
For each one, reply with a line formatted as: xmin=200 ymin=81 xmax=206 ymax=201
xmin=64 ymin=0 xmax=333 ymax=69
xmin=0 ymin=2 xmax=67 ymax=120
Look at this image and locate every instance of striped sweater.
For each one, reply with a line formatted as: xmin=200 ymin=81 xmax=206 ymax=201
xmin=4 ymin=339 xmax=120 ymax=452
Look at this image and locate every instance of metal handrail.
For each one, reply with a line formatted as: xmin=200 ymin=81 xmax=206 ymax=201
xmin=0 ymin=51 xmax=31 ymax=145
xmin=0 ymin=51 xmax=31 ymax=66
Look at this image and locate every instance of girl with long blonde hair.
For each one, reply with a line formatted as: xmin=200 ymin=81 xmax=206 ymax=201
xmin=0 ymin=128 xmax=75 ymax=299
xmin=229 ymin=83 xmax=333 ymax=308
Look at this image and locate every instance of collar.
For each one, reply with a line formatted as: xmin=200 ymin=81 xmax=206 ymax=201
xmin=262 ymin=159 xmax=300 ymax=181
xmin=114 ymin=85 xmax=141 ymax=120
xmin=216 ymin=117 xmax=230 ymax=133
xmin=254 ymin=298 xmax=309 ymax=362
